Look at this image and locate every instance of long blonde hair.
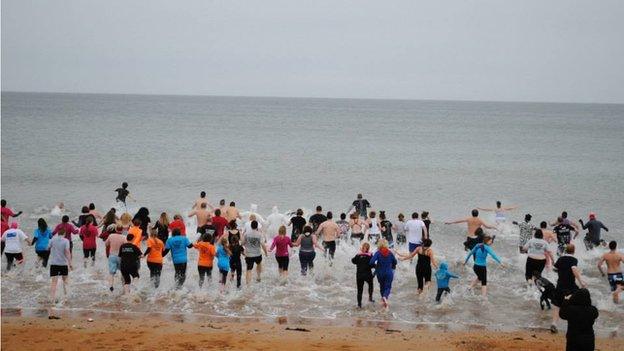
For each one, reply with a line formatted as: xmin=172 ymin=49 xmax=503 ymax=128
xmin=278 ymin=225 xmax=287 ymax=236
xmin=158 ymin=212 xmax=170 ymax=226
xmin=120 ymin=213 xmax=132 ymax=227
xmin=377 ymin=238 xmax=389 ymax=250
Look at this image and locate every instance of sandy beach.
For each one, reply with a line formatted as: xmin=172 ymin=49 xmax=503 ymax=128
xmin=1 ymin=314 xmax=622 ymax=351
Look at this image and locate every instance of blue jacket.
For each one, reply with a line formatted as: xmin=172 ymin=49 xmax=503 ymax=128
xmin=465 ymin=243 xmax=502 ymax=266
xmin=435 ymin=261 xmax=459 ymax=288
xmin=370 ymin=248 xmax=397 ymax=275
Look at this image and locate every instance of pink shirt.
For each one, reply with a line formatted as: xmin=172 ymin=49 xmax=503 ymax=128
xmin=80 ymin=224 xmax=99 ymax=249
xmin=270 ymin=235 xmax=292 ymax=257
xmin=1 ymin=207 xmax=14 ymax=221
xmin=53 ymin=222 xmax=79 ymax=241
xmin=105 ymin=233 xmax=126 ymax=256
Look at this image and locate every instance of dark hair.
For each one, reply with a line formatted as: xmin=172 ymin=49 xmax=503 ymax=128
xmin=562 ymin=211 xmax=568 ymax=218
xmin=398 ymin=213 xmax=404 ymax=220
xmin=474 ymin=227 xmax=484 ymax=237
xmin=534 ymin=229 xmax=543 ymax=239
xmin=369 ymin=211 xmax=376 ymax=218
xmin=316 ymin=206 xmax=322 ymax=212
xmin=81 ymin=206 xmax=89 ymax=214
xmin=610 ymin=241 xmax=617 ymax=250
xmin=202 ymin=233 xmax=212 ymax=243
xmin=37 ymin=218 xmax=48 ymax=232
xmin=214 ymin=209 xmax=221 ymax=216
xmin=85 ymin=216 xmax=93 ymax=225
xmin=540 ymin=221 xmax=547 ymax=229
xmin=411 ymin=212 xmax=418 ymax=219
xmin=340 ymin=213 xmax=346 ymax=220
xmin=122 ymin=182 xmax=128 ymax=189
xmin=327 ymin=211 xmax=333 ymax=220
xmin=126 ymin=233 xmax=135 ymax=241
xmin=496 ymin=201 xmax=501 ymax=208
xmin=200 ymin=191 xmax=206 ymax=198
xmin=568 ymin=288 xmax=592 ymax=307
xmin=379 ymin=211 xmax=386 ymax=220
xmin=303 ymin=225 xmax=313 ymax=234
xmin=251 ymin=220 xmax=258 ymax=230
xmin=89 ymin=203 xmax=95 ymax=210
xmin=62 ymin=215 xmax=70 ymax=223
xmin=423 ymin=238 xmax=432 ymax=247
xmin=472 ymin=209 xmax=479 ymax=217
xmin=172 ymin=228 xmax=181 ymax=236
xmin=230 ymin=201 xmax=235 ymax=206
xmin=296 ymin=208 xmax=303 ymax=216
xmin=525 ymin=214 xmax=532 ymax=221
xmin=421 ymin=211 xmax=429 ymax=219
xmin=220 ymin=199 xmax=225 ymax=205
xmin=0 ymin=200 xmax=6 ymax=207
xmin=228 ymin=220 xmax=237 ymax=230
xmin=133 ymin=218 xmax=142 ymax=226
xmin=201 ymin=203 xmax=207 ymax=209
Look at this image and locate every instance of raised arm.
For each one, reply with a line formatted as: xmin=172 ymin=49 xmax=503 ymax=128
xmin=477 ymin=207 xmax=494 ymax=212
xmin=445 ymin=218 xmax=467 ymax=225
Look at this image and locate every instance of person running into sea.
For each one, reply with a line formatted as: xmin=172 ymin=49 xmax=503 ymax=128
xmin=73 ymin=205 xmax=97 ymax=227
xmin=464 ymin=235 xmax=504 ymax=298
xmin=48 ymin=228 xmax=72 ymax=304
xmin=193 ymin=232 xmax=216 ymax=288
xmin=365 ymin=211 xmax=381 ymax=244
xmin=550 ymin=244 xmax=587 ymax=334
xmin=212 ymin=209 xmax=229 ymax=241
xmin=293 ymin=225 xmax=323 ymax=276
xmin=336 ymin=213 xmax=350 ymax=243
xmin=579 ymin=212 xmax=609 ymax=250
xmin=522 ymin=229 xmax=554 ymax=284
xmin=597 ymin=241 xmax=624 ymax=303
xmin=553 ymin=217 xmax=578 ymax=256
xmin=114 ymin=182 xmax=134 ymax=209
xmin=216 ymin=236 xmax=232 ymax=292
xmin=32 ymin=218 xmax=53 ymax=268
xmin=435 ymin=261 xmax=459 ymax=303
xmin=369 ymin=239 xmax=397 ymax=310
xmin=1 ymin=199 xmax=23 ymax=222
xmin=394 ymin=213 xmax=406 ymax=245
xmin=154 ymin=212 xmax=170 ymax=244
xmin=104 ymin=224 xmax=127 ymax=292
xmin=540 ymin=221 xmax=557 ymax=244
xmin=349 ymin=213 xmax=365 ymax=243
xmin=269 ymin=225 xmax=293 ymax=279
xmin=143 ymin=227 xmax=165 ymax=289
xmin=379 ymin=211 xmax=393 ymax=247
xmin=348 ymin=193 xmax=371 ymax=219
xmin=1 ymin=222 xmax=31 ymax=271
xmin=88 ymin=203 xmax=104 ymax=223
xmin=399 ymin=238 xmax=437 ymax=296
xmin=421 ymin=211 xmax=432 ymax=236
xmin=315 ymin=212 xmax=340 ymax=264
xmin=559 ymin=288 xmax=598 ymax=351
xmin=309 ymin=206 xmax=327 ymax=232
xmin=478 ymin=201 xmax=517 ymax=223
xmin=224 ymin=201 xmax=242 ymax=223
xmin=288 ymin=209 xmax=306 ymax=242
xmin=100 ymin=208 xmax=118 ymax=232
xmin=119 ymin=213 xmax=132 ymax=233
xmin=133 ymin=207 xmax=151 ymax=240
xmin=163 ymin=228 xmax=193 ymax=289
xmin=513 ymin=214 xmax=535 ymax=253
xmin=168 ymin=214 xmax=186 ymax=236
xmin=79 ymin=217 xmax=98 ymax=268
xmin=446 ymin=209 xmax=495 ymax=251
xmin=227 ymin=221 xmax=244 ymax=288
xmin=351 ymin=242 xmax=374 ymax=308
xmin=128 ymin=219 xmax=143 ymax=248
xmin=189 ymin=203 xmax=211 ymax=231
xmin=405 ymin=212 xmax=428 ymax=253
xmin=118 ymin=234 xmax=142 ymax=295
xmin=192 ymin=191 xmax=214 ymax=210
xmin=53 ymin=215 xmax=79 ymax=256
xmin=242 ymin=220 xmax=267 ymax=285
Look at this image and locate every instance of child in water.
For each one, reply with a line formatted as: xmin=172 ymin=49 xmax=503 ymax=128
xmin=216 ymin=236 xmax=232 ymax=293
xmin=435 ymin=261 xmax=459 ymax=303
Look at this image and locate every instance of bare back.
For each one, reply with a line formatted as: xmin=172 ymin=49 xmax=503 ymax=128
xmin=604 ymin=251 xmax=624 ymax=273
xmin=319 ymin=221 xmax=340 ymax=242
xmin=466 ymin=217 xmax=484 ymax=237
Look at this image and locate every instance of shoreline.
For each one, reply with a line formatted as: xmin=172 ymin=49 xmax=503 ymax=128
xmin=2 ymin=314 xmax=623 ymax=351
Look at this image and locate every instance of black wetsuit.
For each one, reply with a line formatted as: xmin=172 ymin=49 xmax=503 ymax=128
xmin=309 ymin=213 xmax=327 ymax=232
xmin=115 ymin=188 xmax=129 ymax=204
xmin=290 ymin=216 xmax=306 ymax=241
xmin=351 ymin=253 xmax=374 ymax=307
xmin=416 ymin=250 xmax=432 ymax=290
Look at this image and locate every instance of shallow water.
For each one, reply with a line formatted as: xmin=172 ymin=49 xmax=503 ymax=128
xmin=1 ymin=92 xmax=623 ymax=334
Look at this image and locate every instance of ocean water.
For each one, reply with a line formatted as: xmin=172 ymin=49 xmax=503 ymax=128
xmin=1 ymin=92 xmax=623 ymax=333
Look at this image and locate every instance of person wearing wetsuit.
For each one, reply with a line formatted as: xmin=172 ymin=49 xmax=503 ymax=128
xmin=348 ymin=193 xmax=371 ymax=219
xmin=294 ymin=226 xmax=323 ymax=276
xmin=308 ymin=206 xmax=327 ymax=232
xmin=369 ymin=239 xmax=397 ymax=309
xmin=435 ymin=261 xmax=459 ymax=303
xmin=579 ymin=213 xmax=608 ymax=250
xmin=464 ymin=235 xmax=504 ymax=298
xmin=399 ymin=239 xmax=437 ymax=295
xmin=118 ymin=234 xmax=142 ymax=294
xmin=351 ymin=242 xmax=374 ymax=308
xmin=559 ymin=288 xmax=598 ymax=351
xmin=163 ymin=228 xmax=193 ymax=289
xmin=115 ymin=182 xmax=131 ymax=207
xmin=553 ymin=218 xmax=578 ymax=256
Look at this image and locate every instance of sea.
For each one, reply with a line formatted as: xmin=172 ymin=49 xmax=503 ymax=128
xmin=1 ymin=92 xmax=623 ymax=334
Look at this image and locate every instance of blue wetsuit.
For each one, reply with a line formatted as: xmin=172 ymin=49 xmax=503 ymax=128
xmin=370 ymin=248 xmax=397 ymax=299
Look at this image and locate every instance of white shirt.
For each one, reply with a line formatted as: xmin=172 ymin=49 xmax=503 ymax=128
xmin=1 ymin=229 xmax=28 ymax=253
xmin=405 ymin=219 xmax=426 ymax=245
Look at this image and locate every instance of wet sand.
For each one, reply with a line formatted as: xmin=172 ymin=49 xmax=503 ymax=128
xmin=2 ymin=315 xmax=622 ymax=351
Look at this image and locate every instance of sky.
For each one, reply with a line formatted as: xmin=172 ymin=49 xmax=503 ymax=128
xmin=2 ymin=1 xmax=623 ymax=103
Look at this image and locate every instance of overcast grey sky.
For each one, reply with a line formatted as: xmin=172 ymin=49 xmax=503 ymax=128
xmin=2 ymin=1 xmax=623 ymax=103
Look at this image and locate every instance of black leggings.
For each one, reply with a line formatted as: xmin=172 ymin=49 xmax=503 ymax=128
xmin=356 ymin=276 xmax=374 ymax=307
xmin=147 ymin=262 xmax=162 ymax=288
xmin=416 ymin=265 xmax=432 ymax=290
xmin=5 ymin=252 xmax=23 ymax=271
xmin=198 ymin=266 xmax=213 ymax=287
xmin=230 ymin=260 xmax=242 ymax=288
xmin=174 ymin=263 xmax=187 ymax=289
xmin=219 ymin=269 xmax=228 ymax=285
xmin=36 ymin=250 xmax=50 ymax=268
xmin=436 ymin=287 xmax=451 ymax=302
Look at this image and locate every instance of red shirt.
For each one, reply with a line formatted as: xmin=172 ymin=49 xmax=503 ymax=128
xmin=1 ymin=207 xmax=15 ymax=222
xmin=53 ymin=222 xmax=79 ymax=241
xmin=1 ymin=220 xmax=8 ymax=236
xmin=80 ymin=224 xmax=99 ymax=249
xmin=212 ymin=216 xmax=228 ymax=238
xmin=169 ymin=219 xmax=186 ymax=235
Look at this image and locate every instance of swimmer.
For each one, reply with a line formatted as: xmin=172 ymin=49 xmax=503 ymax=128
xmin=553 ymin=217 xmax=578 ymax=256
xmin=104 ymin=225 xmax=126 ymax=291
xmin=163 ymin=228 xmax=193 ymax=289
xmin=216 ymin=236 xmax=231 ymax=292
xmin=579 ymin=213 xmax=609 ymax=250
xmin=398 ymin=238 xmax=437 ymax=296
xmin=227 ymin=221 xmax=244 ymax=288
xmin=464 ymin=235 xmax=504 ymax=298
xmin=347 ymin=193 xmax=371 ymax=219
xmin=349 ymin=213 xmax=365 ymax=243
xmin=288 ymin=209 xmax=307 ymax=242
xmin=47 ymin=228 xmax=72 ymax=305
xmin=1 ymin=222 xmax=31 ymax=271
xmin=522 ymin=229 xmax=554 ymax=284
xmin=314 ymin=212 xmax=340 ymax=263
xmin=79 ymin=216 xmax=98 ymax=268
xmin=114 ymin=182 xmax=134 ymax=209
xmin=32 ymin=218 xmax=53 ymax=268
xmin=550 ymin=244 xmax=587 ymax=334
xmin=513 ymin=214 xmax=535 ymax=253
xmin=293 ymin=225 xmax=323 ymax=276
xmin=351 ymin=242 xmax=374 ymax=308
xmin=242 ymin=220 xmax=267 ymax=285
xmin=192 ymin=232 xmax=216 ymax=288
xmin=435 ymin=261 xmax=459 ymax=303
xmin=118 ymin=234 xmax=142 ymax=294
xmin=445 ymin=209 xmax=495 ymax=251
xmin=143 ymin=227 xmax=165 ymax=289
xmin=405 ymin=212 xmax=429 ymax=253
xmin=309 ymin=206 xmax=327 ymax=232
xmin=369 ymin=239 xmax=397 ymax=309
xmin=269 ymin=225 xmax=293 ymax=279
xmin=188 ymin=202 xmax=211 ymax=228
xmin=597 ymin=241 xmax=624 ymax=303
xmin=478 ymin=201 xmax=517 ymax=222
xmin=365 ymin=211 xmax=381 ymax=244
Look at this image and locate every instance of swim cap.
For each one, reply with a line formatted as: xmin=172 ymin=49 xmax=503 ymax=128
xmin=589 ymin=212 xmax=596 ymax=219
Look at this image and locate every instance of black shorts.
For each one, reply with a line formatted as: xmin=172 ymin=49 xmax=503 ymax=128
xmin=245 ymin=256 xmax=262 ymax=270
xmin=552 ymin=286 xmax=578 ymax=307
xmin=525 ymin=257 xmax=546 ymax=281
xmin=120 ymin=266 xmax=139 ymax=284
xmin=276 ymin=256 xmax=289 ymax=270
xmin=83 ymin=248 xmax=96 ymax=258
xmin=5 ymin=252 xmax=24 ymax=262
xmin=50 ymin=265 xmax=69 ymax=277
xmin=464 ymin=237 xmax=479 ymax=251
xmin=36 ymin=250 xmax=50 ymax=259
xmin=473 ymin=265 xmax=487 ymax=285
xmin=351 ymin=233 xmax=364 ymax=241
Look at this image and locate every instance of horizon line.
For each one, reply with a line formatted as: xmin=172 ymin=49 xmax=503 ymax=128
xmin=2 ymin=89 xmax=623 ymax=106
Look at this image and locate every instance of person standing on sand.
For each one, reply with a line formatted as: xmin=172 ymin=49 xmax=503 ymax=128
xmin=445 ymin=209 xmax=496 ymax=251
xmin=351 ymin=242 xmax=374 ymax=308
xmin=347 ymin=193 xmax=371 ymax=219
xmin=464 ymin=235 xmax=504 ymax=299
xmin=559 ymin=288 xmax=598 ymax=351
xmin=597 ymin=241 xmax=624 ymax=303
xmin=550 ymin=244 xmax=587 ymax=334
xmin=163 ymin=228 xmax=193 ymax=289
xmin=104 ymin=225 xmax=126 ymax=292
xmin=118 ymin=234 xmax=142 ymax=295
xmin=315 ymin=212 xmax=340 ymax=263
xmin=478 ymin=201 xmax=517 ymax=223
xmin=48 ymin=228 xmax=72 ymax=304
xmin=242 ymin=220 xmax=267 ymax=285
xmin=369 ymin=239 xmax=397 ymax=309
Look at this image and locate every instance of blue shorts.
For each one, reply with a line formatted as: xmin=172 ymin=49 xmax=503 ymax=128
xmin=408 ymin=242 xmax=421 ymax=253
xmin=608 ymin=273 xmax=623 ymax=292
xmin=108 ymin=255 xmax=121 ymax=274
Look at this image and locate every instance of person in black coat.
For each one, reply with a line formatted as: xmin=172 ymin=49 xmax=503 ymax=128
xmin=559 ymin=288 xmax=599 ymax=351
xmin=351 ymin=242 xmax=375 ymax=308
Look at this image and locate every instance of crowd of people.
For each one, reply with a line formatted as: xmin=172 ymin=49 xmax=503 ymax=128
xmin=1 ymin=188 xmax=622 ymax=350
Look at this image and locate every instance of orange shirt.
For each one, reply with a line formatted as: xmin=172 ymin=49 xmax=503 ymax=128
xmin=129 ymin=226 xmax=143 ymax=248
xmin=193 ymin=241 xmax=216 ymax=267
xmin=146 ymin=237 xmax=164 ymax=264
